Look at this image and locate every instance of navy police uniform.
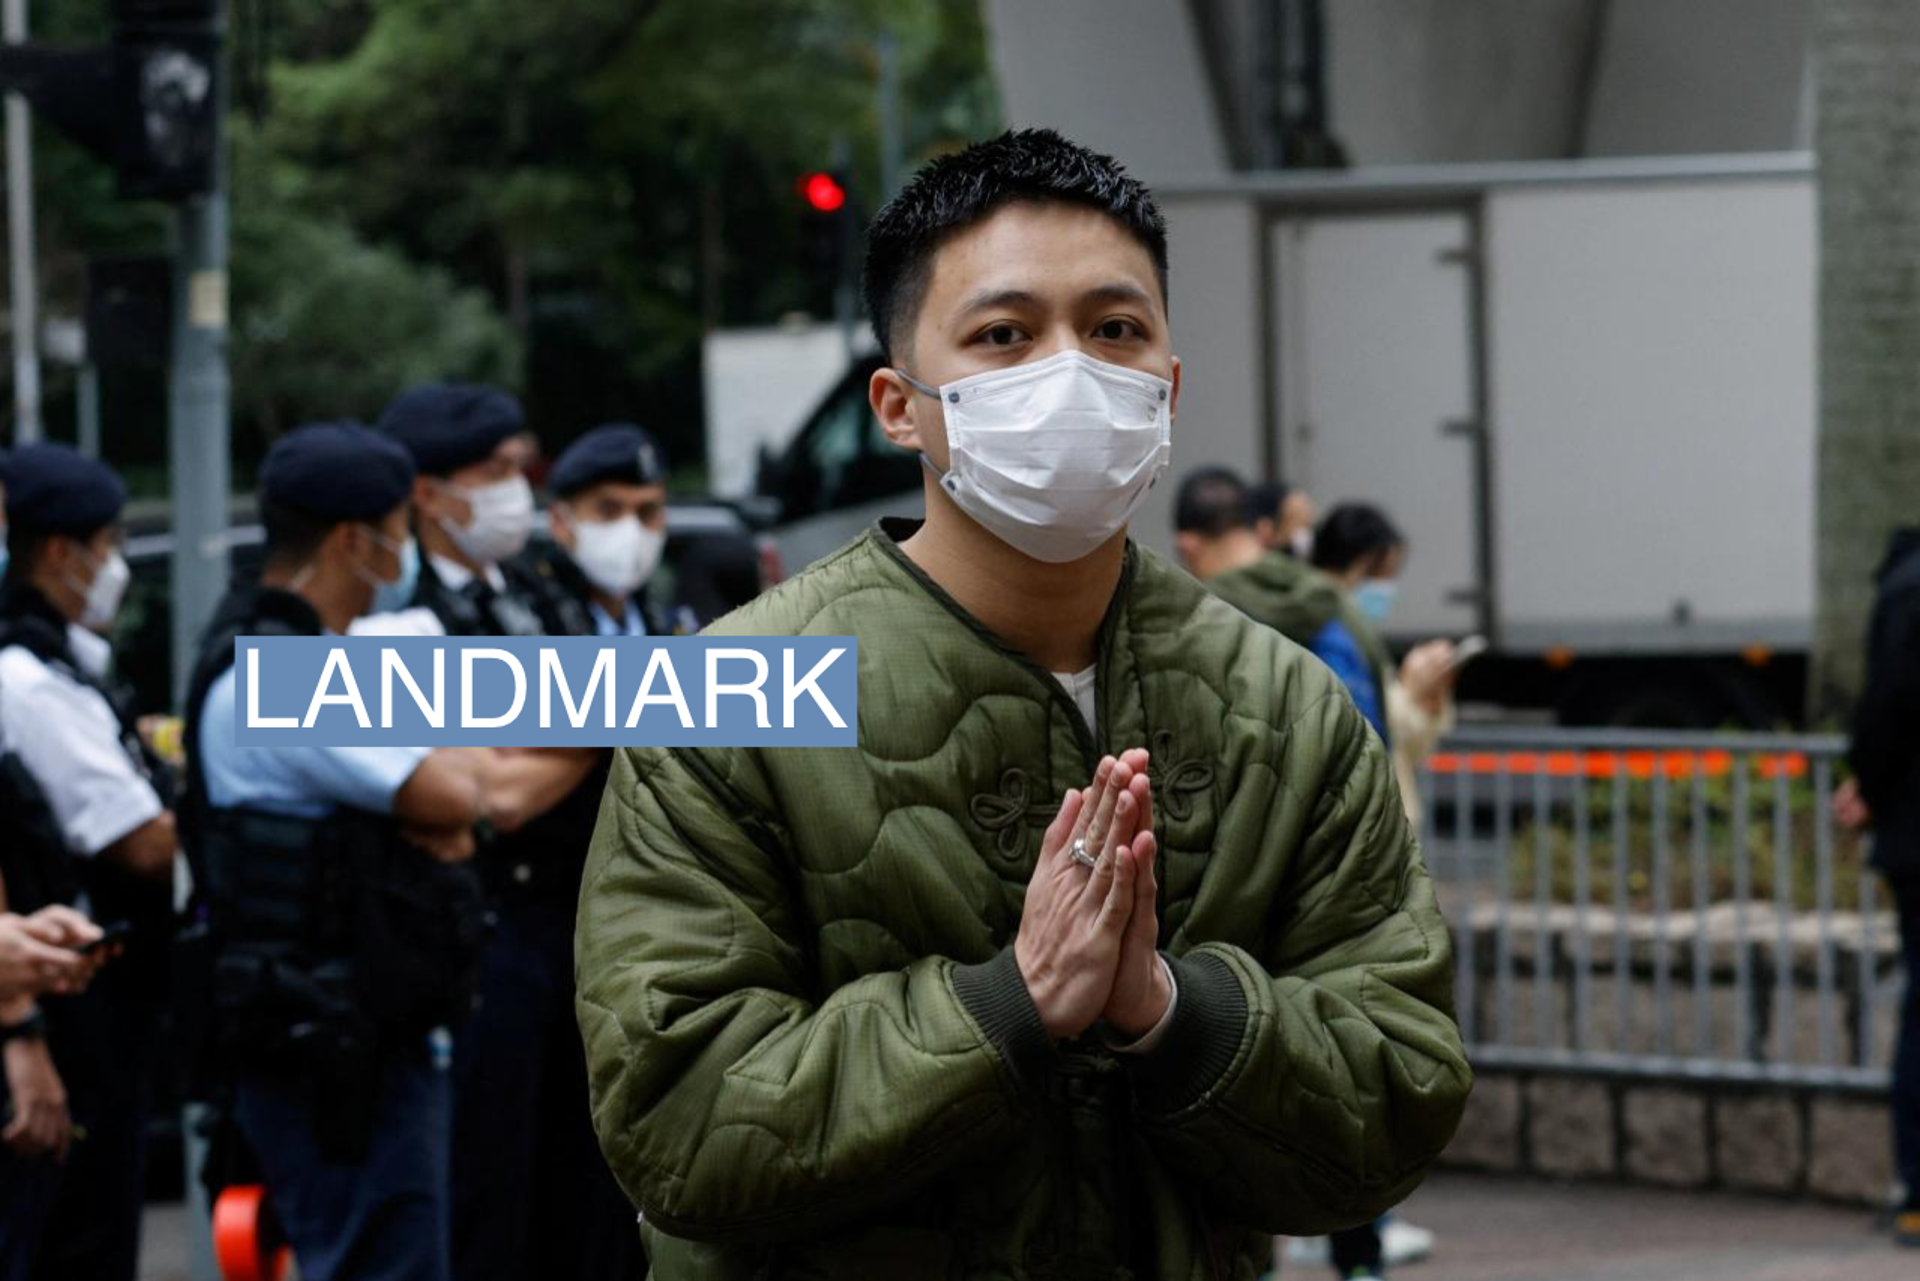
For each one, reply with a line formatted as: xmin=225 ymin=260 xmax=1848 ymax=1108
xmin=520 ymin=422 xmax=672 ymax=639
xmin=183 ymin=424 xmax=485 ymax=1281
xmin=377 ymin=384 xmax=545 ymax=637
xmin=0 ymin=445 xmax=169 ymax=1281
xmin=380 ymin=392 xmax=645 ymax=1280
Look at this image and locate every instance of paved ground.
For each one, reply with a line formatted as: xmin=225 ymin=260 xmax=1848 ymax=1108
xmin=1384 ymin=1173 xmax=1912 ymax=1281
xmin=140 ymin=1171 xmax=1915 ymax=1279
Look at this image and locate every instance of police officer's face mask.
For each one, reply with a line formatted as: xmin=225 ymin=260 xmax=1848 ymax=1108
xmin=565 ymin=509 xmax=664 ymax=599
xmin=898 ymin=349 xmax=1173 ymax=564
xmin=65 ymin=544 xmax=129 ymax=631
xmin=355 ymin=525 xmax=419 ymax=615
xmin=443 ymin=475 xmax=536 ymax=565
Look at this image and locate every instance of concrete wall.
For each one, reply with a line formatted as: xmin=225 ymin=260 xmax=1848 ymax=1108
xmin=1324 ymin=0 xmax=1601 ymax=165
xmin=987 ymin=1 xmax=1809 ymax=172
xmin=1584 ymin=0 xmax=1811 ymax=156
xmin=981 ymin=0 xmax=1230 ymax=177
xmin=1448 ymin=1072 xmax=1893 ymax=1205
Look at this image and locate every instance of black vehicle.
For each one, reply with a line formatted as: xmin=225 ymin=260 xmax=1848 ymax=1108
xmin=753 ymin=353 xmax=924 ymax=575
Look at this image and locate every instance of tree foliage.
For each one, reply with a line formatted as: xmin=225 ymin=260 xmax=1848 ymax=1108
xmin=10 ymin=0 xmax=999 ymax=489
xmin=242 ymin=0 xmax=999 ymax=471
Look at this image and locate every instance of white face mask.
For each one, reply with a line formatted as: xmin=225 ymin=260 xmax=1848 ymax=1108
xmin=68 ymin=548 xmax=130 ymax=632
xmin=1289 ymin=527 xmax=1315 ymax=561
xmin=66 ymin=623 xmax=112 ymax=680
xmin=903 ymin=349 xmax=1173 ymax=564
xmin=444 ymin=475 xmax=535 ymax=565
xmin=568 ymin=512 xmax=665 ymax=599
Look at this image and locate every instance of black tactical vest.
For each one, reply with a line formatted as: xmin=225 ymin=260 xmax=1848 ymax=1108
xmin=178 ymin=585 xmax=487 ymax=1089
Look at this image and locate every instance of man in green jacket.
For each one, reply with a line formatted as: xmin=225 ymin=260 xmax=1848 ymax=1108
xmin=1174 ymin=466 xmax=1350 ymax=648
xmin=576 ymin=128 xmax=1470 ymax=1281
xmin=1177 ymin=468 xmax=1396 ymax=737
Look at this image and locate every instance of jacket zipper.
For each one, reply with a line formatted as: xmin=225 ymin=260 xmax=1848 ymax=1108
xmin=867 ymin=525 xmax=1134 ymax=771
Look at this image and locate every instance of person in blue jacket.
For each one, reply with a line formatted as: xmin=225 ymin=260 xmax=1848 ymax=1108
xmin=1307 ymin=504 xmax=1405 ymax=743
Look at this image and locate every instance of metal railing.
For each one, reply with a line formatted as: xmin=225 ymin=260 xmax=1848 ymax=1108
xmin=1416 ymin=727 xmax=1899 ymax=1090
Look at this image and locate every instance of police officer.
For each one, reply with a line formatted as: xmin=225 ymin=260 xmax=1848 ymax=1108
xmin=376 ymin=383 xmax=544 ymax=637
xmin=183 ymin=423 xmax=595 ymax=1281
xmin=527 ymin=422 xmax=672 ymax=637
xmin=377 ymin=388 xmax=642 ymax=1279
xmin=0 ymin=443 xmax=175 ymax=1281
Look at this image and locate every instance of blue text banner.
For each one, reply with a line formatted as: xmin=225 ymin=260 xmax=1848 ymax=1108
xmin=233 ymin=636 xmax=858 ymax=748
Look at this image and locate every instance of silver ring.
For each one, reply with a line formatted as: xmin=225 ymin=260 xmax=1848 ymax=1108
xmin=1068 ymin=838 xmax=1097 ymax=869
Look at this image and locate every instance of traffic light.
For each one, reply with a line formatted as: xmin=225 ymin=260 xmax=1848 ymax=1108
xmin=0 ymin=0 xmax=221 ymax=201
xmin=800 ymin=170 xmax=846 ymax=214
xmin=797 ymin=167 xmax=857 ymax=305
xmin=113 ymin=0 xmax=222 ymax=199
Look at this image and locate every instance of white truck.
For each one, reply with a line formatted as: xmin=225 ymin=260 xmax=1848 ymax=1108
xmin=741 ymin=0 xmax=1825 ymax=726
xmin=748 ymin=154 xmax=1817 ymax=727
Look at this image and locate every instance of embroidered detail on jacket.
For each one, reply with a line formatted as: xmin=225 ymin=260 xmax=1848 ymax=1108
xmin=970 ymin=767 xmax=1058 ymax=860
xmin=1147 ymin=730 xmax=1214 ymax=822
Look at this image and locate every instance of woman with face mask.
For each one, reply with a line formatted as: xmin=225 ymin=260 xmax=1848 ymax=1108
xmin=1301 ymin=501 xmax=1456 ymax=1280
xmin=1307 ymin=503 xmax=1409 ymax=741
xmin=1308 ymin=501 xmax=1468 ymax=793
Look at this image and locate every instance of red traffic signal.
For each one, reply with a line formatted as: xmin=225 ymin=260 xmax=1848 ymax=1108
xmin=800 ymin=171 xmax=847 ymax=213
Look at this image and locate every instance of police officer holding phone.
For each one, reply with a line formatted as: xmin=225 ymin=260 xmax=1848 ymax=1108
xmin=0 ymin=443 xmax=176 ymax=1281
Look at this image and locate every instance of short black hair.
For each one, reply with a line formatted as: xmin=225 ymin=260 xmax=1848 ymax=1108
xmin=863 ymin=128 xmax=1169 ymax=362
xmin=1310 ymin=503 xmax=1404 ymax=574
xmin=1247 ymin=481 xmax=1292 ymax=524
xmin=260 ymin=499 xmax=345 ymax=570
xmin=1174 ymin=467 xmax=1251 ymax=537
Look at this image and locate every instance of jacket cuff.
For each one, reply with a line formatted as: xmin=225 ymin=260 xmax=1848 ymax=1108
xmin=951 ymin=947 xmax=1053 ymax=1093
xmin=1125 ymin=950 xmax=1248 ymax=1111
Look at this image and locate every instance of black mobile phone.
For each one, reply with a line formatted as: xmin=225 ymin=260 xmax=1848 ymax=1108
xmin=75 ymin=921 xmax=134 ymax=956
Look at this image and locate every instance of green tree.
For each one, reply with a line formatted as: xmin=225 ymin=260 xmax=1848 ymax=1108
xmin=227 ymin=122 xmax=521 ymax=460
xmin=4 ymin=0 xmax=1001 ymax=488
xmin=255 ymin=0 xmax=999 ymax=465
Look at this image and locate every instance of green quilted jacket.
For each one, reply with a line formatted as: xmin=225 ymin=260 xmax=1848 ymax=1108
xmin=576 ymin=523 xmax=1470 ymax=1281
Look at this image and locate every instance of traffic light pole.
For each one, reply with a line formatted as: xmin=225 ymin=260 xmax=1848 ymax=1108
xmin=168 ymin=187 xmax=228 ymax=703
xmin=166 ymin=3 xmax=228 ymax=708
xmin=4 ymin=0 xmax=40 ymax=443
xmin=831 ymin=134 xmax=856 ymax=365
xmin=173 ymin=21 xmax=229 ymax=1271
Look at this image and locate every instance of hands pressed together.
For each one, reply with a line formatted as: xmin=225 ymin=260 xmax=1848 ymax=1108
xmin=1013 ymin=750 xmax=1174 ymax=1043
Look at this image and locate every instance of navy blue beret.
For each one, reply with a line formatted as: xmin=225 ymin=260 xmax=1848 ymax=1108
xmin=547 ymin=423 xmax=666 ymax=497
xmin=260 ymin=422 xmax=416 ymax=521
xmin=376 ymin=383 xmax=524 ymax=476
xmin=3 ymin=442 xmax=127 ymax=536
